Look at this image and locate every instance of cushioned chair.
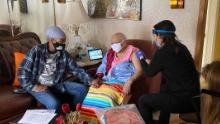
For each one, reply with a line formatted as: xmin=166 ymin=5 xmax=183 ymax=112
xmin=0 ymin=32 xmax=41 ymax=124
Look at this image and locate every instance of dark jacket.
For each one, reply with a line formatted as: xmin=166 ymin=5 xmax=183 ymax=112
xmin=18 ymin=43 xmax=93 ymax=91
xmin=141 ymin=42 xmax=200 ymax=96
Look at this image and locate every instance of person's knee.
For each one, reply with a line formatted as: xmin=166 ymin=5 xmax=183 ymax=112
xmin=139 ymin=95 xmax=151 ymax=106
xmin=46 ymin=100 xmax=60 ymax=110
xmin=80 ymin=86 xmax=87 ymax=96
xmin=64 ymin=81 xmax=88 ymax=95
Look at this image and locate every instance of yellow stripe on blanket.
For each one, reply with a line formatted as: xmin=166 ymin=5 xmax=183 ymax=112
xmin=79 ymin=84 xmax=125 ymax=124
xmin=88 ymin=84 xmax=124 ymax=105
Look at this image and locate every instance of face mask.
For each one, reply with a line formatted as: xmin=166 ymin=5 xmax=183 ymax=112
xmin=154 ymin=40 xmax=161 ymax=47
xmin=53 ymin=43 xmax=65 ymax=51
xmin=111 ymin=42 xmax=122 ymax=53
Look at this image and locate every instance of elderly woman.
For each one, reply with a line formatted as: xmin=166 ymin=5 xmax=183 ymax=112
xmin=78 ymin=33 xmax=142 ymax=123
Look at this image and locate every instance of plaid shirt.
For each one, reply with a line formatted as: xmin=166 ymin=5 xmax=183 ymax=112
xmin=18 ymin=43 xmax=93 ymax=91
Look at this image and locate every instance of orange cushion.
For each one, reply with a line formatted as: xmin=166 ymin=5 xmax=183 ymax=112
xmin=13 ymin=52 xmax=25 ymax=87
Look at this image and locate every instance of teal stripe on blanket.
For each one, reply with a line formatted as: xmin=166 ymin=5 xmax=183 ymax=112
xmin=83 ymin=98 xmax=112 ymax=107
xmin=82 ymin=103 xmax=111 ymax=109
xmin=105 ymin=80 xmax=124 ymax=85
xmin=83 ymin=101 xmax=111 ymax=108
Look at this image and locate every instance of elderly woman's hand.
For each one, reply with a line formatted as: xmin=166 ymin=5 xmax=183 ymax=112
xmin=91 ymin=78 xmax=103 ymax=88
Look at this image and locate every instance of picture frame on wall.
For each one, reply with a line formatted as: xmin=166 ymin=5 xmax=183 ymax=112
xmin=170 ymin=0 xmax=184 ymax=9
xmin=82 ymin=0 xmax=142 ymax=21
xmin=19 ymin=0 xmax=28 ymax=13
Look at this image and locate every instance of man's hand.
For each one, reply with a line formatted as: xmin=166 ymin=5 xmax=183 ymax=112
xmin=91 ymin=78 xmax=103 ymax=88
xmin=32 ymin=84 xmax=48 ymax=92
xmin=123 ymin=79 xmax=133 ymax=95
xmin=136 ymin=50 xmax=145 ymax=60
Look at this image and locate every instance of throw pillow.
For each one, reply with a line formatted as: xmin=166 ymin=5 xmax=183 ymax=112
xmin=13 ymin=52 xmax=25 ymax=87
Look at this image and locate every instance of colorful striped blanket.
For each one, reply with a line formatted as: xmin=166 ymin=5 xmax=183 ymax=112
xmin=78 ymin=84 xmax=125 ymax=124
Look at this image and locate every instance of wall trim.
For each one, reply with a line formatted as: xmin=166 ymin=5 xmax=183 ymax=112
xmin=202 ymin=0 xmax=220 ymax=67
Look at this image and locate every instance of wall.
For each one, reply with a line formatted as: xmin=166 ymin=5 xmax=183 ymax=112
xmin=213 ymin=5 xmax=220 ymax=60
xmin=0 ymin=0 xmax=10 ymax=24
xmin=0 ymin=0 xmax=200 ymax=56
xmin=21 ymin=0 xmax=55 ymax=42
xmin=0 ymin=0 xmax=21 ymax=25
xmin=0 ymin=0 xmax=54 ymax=42
xmin=92 ymin=0 xmax=200 ymax=55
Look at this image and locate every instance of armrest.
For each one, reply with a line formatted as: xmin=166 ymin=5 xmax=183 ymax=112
xmin=122 ymin=95 xmax=132 ymax=105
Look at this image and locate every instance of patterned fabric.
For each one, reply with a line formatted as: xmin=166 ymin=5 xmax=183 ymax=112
xmin=38 ymin=52 xmax=59 ymax=86
xmin=80 ymin=84 xmax=124 ymax=124
xmin=18 ymin=43 xmax=93 ymax=91
xmin=82 ymin=84 xmax=124 ymax=110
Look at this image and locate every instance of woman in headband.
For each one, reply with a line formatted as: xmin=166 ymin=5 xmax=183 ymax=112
xmin=136 ymin=20 xmax=200 ymax=124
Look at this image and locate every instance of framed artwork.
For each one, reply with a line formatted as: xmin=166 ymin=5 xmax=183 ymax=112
xmin=42 ymin=0 xmax=49 ymax=2
xmin=19 ymin=0 xmax=28 ymax=13
xmin=170 ymin=0 xmax=184 ymax=9
xmin=82 ymin=0 xmax=142 ymax=21
xmin=57 ymin=0 xmax=66 ymax=3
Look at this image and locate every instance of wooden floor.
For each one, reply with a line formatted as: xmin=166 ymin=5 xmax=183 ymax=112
xmin=153 ymin=111 xmax=199 ymax=124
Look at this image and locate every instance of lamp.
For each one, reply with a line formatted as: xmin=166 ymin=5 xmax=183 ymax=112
xmin=7 ymin=0 xmax=21 ymax=37
xmin=61 ymin=0 xmax=90 ymax=57
xmin=62 ymin=0 xmax=90 ymax=36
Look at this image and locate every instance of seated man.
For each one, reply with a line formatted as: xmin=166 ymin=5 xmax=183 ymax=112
xmin=78 ymin=33 xmax=142 ymax=122
xmin=18 ymin=26 xmax=100 ymax=112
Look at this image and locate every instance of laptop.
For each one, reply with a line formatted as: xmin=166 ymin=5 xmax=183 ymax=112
xmin=88 ymin=48 xmax=103 ymax=61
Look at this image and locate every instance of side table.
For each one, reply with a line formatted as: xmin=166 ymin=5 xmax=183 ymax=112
xmin=65 ymin=60 xmax=102 ymax=81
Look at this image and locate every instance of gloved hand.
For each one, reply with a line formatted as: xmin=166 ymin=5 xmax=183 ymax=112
xmin=136 ymin=50 xmax=145 ymax=60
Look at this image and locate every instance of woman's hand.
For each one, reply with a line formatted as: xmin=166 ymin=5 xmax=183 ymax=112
xmin=123 ymin=80 xmax=133 ymax=95
xmin=91 ymin=78 xmax=103 ymax=88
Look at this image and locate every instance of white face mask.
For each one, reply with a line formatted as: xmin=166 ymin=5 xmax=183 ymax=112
xmin=111 ymin=42 xmax=122 ymax=53
xmin=154 ymin=40 xmax=161 ymax=47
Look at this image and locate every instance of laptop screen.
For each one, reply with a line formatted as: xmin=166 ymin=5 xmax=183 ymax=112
xmin=88 ymin=48 xmax=103 ymax=60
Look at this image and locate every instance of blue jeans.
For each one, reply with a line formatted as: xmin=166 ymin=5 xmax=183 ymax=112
xmin=29 ymin=81 xmax=88 ymax=111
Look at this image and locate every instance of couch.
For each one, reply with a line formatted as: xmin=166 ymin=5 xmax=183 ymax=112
xmin=0 ymin=32 xmax=41 ymax=124
xmin=0 ymin=24 xmax=21 ymax=37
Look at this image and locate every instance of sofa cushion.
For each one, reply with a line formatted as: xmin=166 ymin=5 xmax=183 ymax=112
xmin=13 ymin=52 xmax=25 ymax=87
xmin=0 ymin=85 xmax=36 ymax=120
xmin=0 ymin=32 xmax=40 ymax=84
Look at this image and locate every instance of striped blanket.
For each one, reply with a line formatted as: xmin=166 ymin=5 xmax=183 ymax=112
xmin=78 ymin=84 xmax=125 ymax=124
